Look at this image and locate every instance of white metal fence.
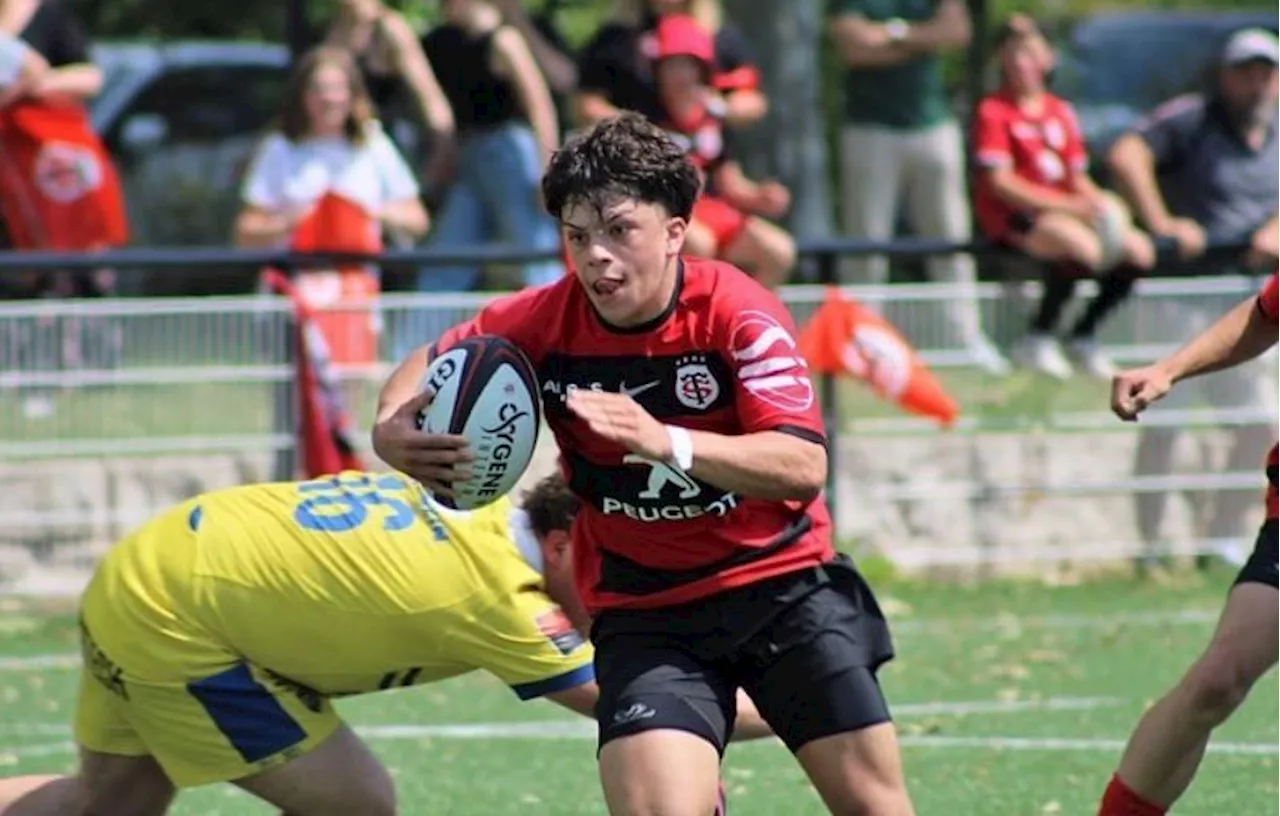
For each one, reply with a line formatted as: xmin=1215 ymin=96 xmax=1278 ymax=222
xmin=0 ymin=275 xmax=1274 ymax=589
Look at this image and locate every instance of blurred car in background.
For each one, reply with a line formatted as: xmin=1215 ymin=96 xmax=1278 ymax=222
xmin=1051 ymin=10 xmax=1279 ymax=178
xmin=90 ymin=41 xmax=289 ymax=264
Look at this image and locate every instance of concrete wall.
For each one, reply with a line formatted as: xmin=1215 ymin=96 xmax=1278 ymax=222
xmin=0 ymin=426 xmax=1265 ymax=595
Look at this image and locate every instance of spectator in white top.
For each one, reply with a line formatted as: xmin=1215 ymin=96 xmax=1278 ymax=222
xmin=235 ymin=47 xmax=428 ymax=250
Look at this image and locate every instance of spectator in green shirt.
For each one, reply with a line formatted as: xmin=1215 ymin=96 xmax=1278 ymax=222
xmin=829 ymin=0 xmax=1008 ymax=376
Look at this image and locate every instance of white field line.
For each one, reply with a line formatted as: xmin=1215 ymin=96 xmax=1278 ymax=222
xmin=3 ymin=716 xmax=1274 ymax=760
xmin=0 ymin=608 xmax=1222 ymax=674
xmin=0 ymin=695 xmax=1166 ymax=764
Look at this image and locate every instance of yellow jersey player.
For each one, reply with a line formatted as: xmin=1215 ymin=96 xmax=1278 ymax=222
xmin=0 ymin=473 xmax=636 ymax=815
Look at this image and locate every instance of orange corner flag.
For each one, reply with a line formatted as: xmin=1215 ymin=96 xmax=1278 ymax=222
xmin=798 ymin=287 xmax=959 ymax=427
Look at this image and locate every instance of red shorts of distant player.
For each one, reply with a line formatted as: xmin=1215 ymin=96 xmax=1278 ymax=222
xmin=692 ymin=195 xmax=748 ymax=254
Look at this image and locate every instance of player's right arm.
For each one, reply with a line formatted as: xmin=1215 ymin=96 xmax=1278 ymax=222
xmin=1111 ymin=274 xmax=1279 ymax=421
xmin=372 ymin=286 xmax=552 ymax=490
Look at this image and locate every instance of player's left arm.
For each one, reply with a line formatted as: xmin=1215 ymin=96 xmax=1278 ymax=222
xmin=1160 ymin=275 xmax=1278 ymax=383
xmin=567 ymin=279 xmax=826 ymax=502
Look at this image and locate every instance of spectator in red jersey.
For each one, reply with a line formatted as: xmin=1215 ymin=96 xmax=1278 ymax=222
xmin=372 ymin=113 xmax=913 ymax=816
xmin=972 ymin=21 xmax=1156 ymax=381
xmin=653 ymin=14 xmax=794 ymax=287
xmin=1100 ymin=272 xmax=1278 ymax=816
xmin=575 ymin=0 xmax=766 ymax=128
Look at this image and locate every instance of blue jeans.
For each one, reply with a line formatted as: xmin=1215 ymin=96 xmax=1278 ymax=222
xmin=419 ymin=122 xmax=562 ymax=292
xmin=397 ymin=123 xmax=562 ymax=358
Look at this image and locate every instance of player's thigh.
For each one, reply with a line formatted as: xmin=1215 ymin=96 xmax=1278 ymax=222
xmin=234 ymin=724 xmax=395 ymax=816
xmin=1021 ymin=211 xmax=1104 ymax=269
xmin=122 ymin=661 xmax=342 ymax=791
xmin=77 ymin=749 xmax=176 ymax=816
xmin=737 ymin=558 xmax=908 ymax=810
xmin=593 ymin=626 xmax=730 ymax=816
xmin=599 ymin=730 xmax=722 ymax=816
xmin=0 ymin=755 xmax=174 ymax=816
xmin=1190 ymin=521 xmax=1280 ymax=695
xmin=68 ymin=670 xmax=176 ymax=816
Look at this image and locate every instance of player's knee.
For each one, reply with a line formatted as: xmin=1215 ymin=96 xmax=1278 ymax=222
xmin=1182 ymin=652 xmax=1254 ymax=723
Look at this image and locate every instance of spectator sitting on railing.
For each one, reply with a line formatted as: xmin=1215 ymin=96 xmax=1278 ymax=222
xmin=235 ymin=47 xmax=428 ymax=368
xmin=973 ymin=20 xmax=1155 ymax=381
xmin=653 ymin=14 xmax=793 ymax=287
xmin=575 ymin=0 xmax=766 ymax=129
xmin=1105 ymin=28 xmax=1278 ymax=566
xmin=415 ymin=0 xmax=562 ymax=297
xmin=828 ymin=0 xmax=1008 ymax=377
xmin=324 ymin=0 xmax=457 ymax=197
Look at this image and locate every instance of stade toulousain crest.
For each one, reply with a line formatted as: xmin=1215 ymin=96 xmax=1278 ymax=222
xmin=674 ymin=354 xmax=720 ymax=410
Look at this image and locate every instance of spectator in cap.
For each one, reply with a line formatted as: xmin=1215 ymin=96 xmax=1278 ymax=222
xmin=652 ymin=14 xmax=795 ymax=287
xmin=1107 ymin=27 xmax=1279 ymax=568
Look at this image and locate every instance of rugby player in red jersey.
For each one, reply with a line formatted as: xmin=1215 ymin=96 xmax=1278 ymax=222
xmin=1099 ymin=272 xmax=1278 ymax=816
xmin=374 ymin=113 xmax=913 ymax=815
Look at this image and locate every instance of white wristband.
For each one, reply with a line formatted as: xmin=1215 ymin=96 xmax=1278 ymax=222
xmin=665 ymin=425 xmax=694 ymax=471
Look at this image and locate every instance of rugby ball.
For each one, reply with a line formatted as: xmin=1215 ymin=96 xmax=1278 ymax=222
xmin=415 ymin=335 xmax=541 ymax=510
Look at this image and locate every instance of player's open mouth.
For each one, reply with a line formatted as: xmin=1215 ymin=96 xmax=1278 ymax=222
xmin=592 ymin=279 xmax=624 ymax=297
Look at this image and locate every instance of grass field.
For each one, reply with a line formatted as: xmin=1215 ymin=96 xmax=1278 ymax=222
xmin=1 ymin=571 xmax=1275 ymax=815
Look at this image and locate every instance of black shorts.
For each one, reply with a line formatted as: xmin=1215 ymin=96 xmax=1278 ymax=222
xmin=1233 ymin=518 xmax=1278 ymax=589
xmin=591 ymin=554 xmax=896 ymax=755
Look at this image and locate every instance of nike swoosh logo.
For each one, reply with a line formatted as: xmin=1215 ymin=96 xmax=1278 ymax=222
xmin=620 ymin=380 xmax=660 ymax=399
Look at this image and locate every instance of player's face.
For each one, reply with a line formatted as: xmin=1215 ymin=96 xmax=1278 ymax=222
xmin=305 ymin=63 xmax=353 ymax=136
xmin=561 ymin=197 xmax=686 ymax=327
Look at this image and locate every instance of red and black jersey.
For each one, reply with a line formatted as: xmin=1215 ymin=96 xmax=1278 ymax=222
xmin=429 ymin=257 xmax=833 ymax=614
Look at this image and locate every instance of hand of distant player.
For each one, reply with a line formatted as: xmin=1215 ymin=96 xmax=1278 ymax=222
xmin=1110 ymin=364 xmax=1174 ymax=422
xmin=566 ymin=390 xmax=673 ymax=462
xmin=371 ymin=389 xmax=472 ymax=497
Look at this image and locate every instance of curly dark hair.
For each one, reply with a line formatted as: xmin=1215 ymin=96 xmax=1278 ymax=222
xmin=541 ymin=112 xmax=702 ymax=222
xmin=521 ymin=473 xmax=580 ymax=538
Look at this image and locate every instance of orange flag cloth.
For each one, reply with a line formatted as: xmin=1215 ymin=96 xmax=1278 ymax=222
xmin=0 ymin=100 xmax=128 ymax=250
xmin=798 ymin=287 xmax=959 ymax=427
